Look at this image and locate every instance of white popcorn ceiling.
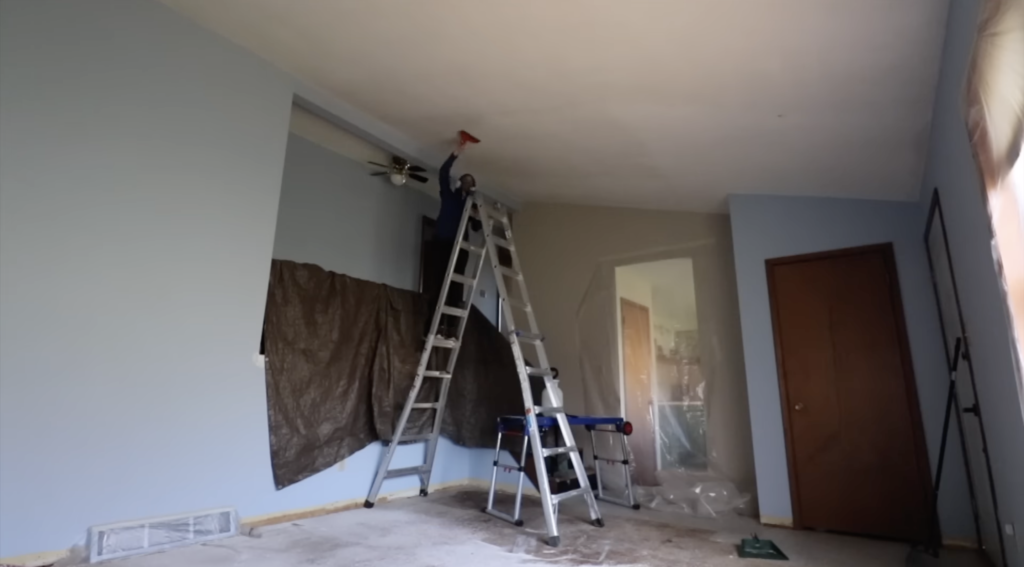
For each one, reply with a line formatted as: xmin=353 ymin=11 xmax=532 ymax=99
xmin=164 ymin=0 xmax=949 ymax=212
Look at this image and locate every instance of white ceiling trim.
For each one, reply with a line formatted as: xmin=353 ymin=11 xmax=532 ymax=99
xmin=291 ymin=79 xmax=522 ymax=209
xmin=289 ymin=105 xmax=391 ymax=166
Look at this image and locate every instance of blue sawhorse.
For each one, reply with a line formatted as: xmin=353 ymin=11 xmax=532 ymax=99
xmin=483 ymin=415 xmax=640 ymax=527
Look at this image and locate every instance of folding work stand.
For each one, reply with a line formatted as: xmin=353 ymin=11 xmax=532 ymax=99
xmin=484 ymin=415 xmax=640 ymax=527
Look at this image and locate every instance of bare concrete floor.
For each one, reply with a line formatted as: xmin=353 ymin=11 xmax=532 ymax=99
xmin=105 ymin=488 xmax=988 ymax=567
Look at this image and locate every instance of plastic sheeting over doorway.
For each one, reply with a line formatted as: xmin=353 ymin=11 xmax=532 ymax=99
xmin=618 ymin=259 xmax=703 ymax=479
xmin=577 ymin=240 xmax=756 ymax=518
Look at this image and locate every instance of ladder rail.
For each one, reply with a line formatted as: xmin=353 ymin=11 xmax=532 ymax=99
xmin=504 ymin=327 xmax=562 ymax=544
xmin=366 ymin=197 xmax=483 ymax=505
xmin=423 ymin=200 xmax=489 ymax=487
xmin=476 ymin=195 xmax=601 ymax=545
xmin=492 ymin=214 xmax=550 ymax=372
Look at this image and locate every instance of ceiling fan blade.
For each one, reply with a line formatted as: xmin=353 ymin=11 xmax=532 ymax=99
xmin=408 ymin=165 xmax=427 ymax=173
xmin=370 ymin=171 xmax=388 ymax=176
xmin=367 ymin=161 xmax=390 ymax=168
xmin=409 ymin=173 xmax=430 ymax=184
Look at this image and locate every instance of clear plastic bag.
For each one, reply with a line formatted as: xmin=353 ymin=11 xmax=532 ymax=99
xmin=643 ymin=470 xmax=750 ymax=518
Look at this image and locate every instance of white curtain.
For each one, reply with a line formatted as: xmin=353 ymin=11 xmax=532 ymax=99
xmin=964 ymin=0 xmax=1024 ymax=414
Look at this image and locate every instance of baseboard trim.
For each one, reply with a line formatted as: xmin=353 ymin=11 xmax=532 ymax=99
xmin=243 ymin=478 xmax=475 ymax=528
xmin=462 ymin=477 xmax=540 ymax=497
xmin=0 ymin=549 xmax=69 ymax=567
xmin=942 ymin=538 xmax=979 ymax=550
xmin=0 ymin=477 xmax=534 ymax=566
xmin=752 ymin=518 xmax=978 ymax=550
xmin=760 ymin=515 xmax=794 ymax=528
xmin=243 ymin=477 xmax=537 ymax=530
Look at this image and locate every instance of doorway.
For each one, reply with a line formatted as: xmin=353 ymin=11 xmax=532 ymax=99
xmin=616 ymin=258 xmax=703 ymax=486
xmin=767 ymin=244 xmax=932 ymax=542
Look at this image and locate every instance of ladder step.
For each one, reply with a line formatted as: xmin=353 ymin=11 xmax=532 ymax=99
xmin=526 ymin=366 xmax=556 ymax=378
xmin=459 ymin=241 xmax=484 ymax=254
xmin=411 ymin=403 xmax=440 ymax=410
xmin=534 ymin=406 xmax=565 ymax=414
xmin=450 ymin=273 xmax=474 ymax=286
xmin=492 ymin=236 xmax=513 ymax=249
xmin=397 ymin=434 xmax=432 ymax=443
xmin=431 ymin=336 xmax=459 ymax=349
xmin=542 ymin=445 xmax=578 ymax=457
xmin=384 ymin=465 xmax=429 ymax=479
xmin=513 ymin=331 xmax=543 ymax=342
xmin=552 ymin=487 xmax=590 ymax=503
xmin=498 ymin=266 xmax=522 ymax=280
xmin=507 ymin=298 xmax=531 ymax=311
xmin=441 ymin=306 xmax=468 ymax=317
xmin=424 ymin=370 xmax=452 ymax=379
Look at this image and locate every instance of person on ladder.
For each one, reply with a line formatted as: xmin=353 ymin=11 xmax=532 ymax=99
xmin=423 ymin=138 xmax=481 ymax=339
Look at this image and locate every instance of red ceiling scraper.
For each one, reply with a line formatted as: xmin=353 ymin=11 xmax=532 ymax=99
xmin=458 ymin=130 xmax=480 ymax=146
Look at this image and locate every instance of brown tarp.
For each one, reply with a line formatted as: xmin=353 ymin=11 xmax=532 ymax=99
xmin=263 ymin=259 xmax=529 ymax=489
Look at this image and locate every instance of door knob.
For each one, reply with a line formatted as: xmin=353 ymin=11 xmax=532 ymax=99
xmin=794 ymin=402 xmax=805 ymax=411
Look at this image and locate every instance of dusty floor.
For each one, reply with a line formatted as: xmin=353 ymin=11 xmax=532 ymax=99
xmin=103 ymin=488 xmax=988 ymax=566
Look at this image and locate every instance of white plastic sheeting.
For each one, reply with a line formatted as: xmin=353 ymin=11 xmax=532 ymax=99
xmin=576 ymin=239 xmax=755 ymax=518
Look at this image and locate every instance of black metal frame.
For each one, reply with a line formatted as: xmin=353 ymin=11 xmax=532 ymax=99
xmin=922 ymin=187 xmax=1007 ymax=566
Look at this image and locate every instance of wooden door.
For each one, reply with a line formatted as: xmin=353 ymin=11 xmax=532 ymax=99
xmin=621 ymin=298 xmax=657 ymax=486
xmin=768 ymin=244 xmax=932 ymax=542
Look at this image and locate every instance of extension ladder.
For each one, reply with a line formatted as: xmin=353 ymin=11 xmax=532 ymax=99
xmin=364 ymin=194 xmax=604 ymax=546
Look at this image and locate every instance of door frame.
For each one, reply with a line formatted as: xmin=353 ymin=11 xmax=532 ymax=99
xmin=765 ymin=242 xmax=934 ymax=532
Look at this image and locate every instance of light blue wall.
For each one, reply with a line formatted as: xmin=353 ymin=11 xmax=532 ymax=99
xmin=0 ymin=1 xmax=478 ymax=559
xmin=728 ymin=194 xmax=974 ymax=539
xmin=918 ymin=0 xmax=1024 ymax=563
xmin=273 ymin=133 xmax=438 ymax=287
xmin=273 ymin=133 xmax=502 ymax=322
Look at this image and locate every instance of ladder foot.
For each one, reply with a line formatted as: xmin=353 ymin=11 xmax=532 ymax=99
xmin=363 ymin=500 xmax=375 ymax=509
xmin=546 ymin=536 xmax=561 ymax=547
xmin=592 ymin=518 xmax=605 ymax=528
xmin=631 ymin=503 xmax=641 ymax=510
xmin=514 ymin=519 xmax=524 ymax=527
xmin=419 ymin=488 xmax=429 ymax=497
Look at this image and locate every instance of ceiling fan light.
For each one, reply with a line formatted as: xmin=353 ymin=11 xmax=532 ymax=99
xmin=389 ymin=172 xmax=407 ymax=186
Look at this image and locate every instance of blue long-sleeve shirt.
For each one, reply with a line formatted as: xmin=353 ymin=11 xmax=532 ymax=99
xmin=434 ymin=153 xmax=480 ymax=241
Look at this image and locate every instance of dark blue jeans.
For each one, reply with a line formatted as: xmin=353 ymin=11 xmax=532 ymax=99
xmin=424 ymin=238 xmax=468 ymax=336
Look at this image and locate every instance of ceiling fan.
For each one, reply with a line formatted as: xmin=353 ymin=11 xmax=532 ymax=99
xmin=368 ymin=156 xmax=429 ymax=186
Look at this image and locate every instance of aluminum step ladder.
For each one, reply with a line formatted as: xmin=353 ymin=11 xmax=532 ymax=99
xmin=363 ymin=195 xmax=488 ymax=507
xmin=364 ymin=194 xmax=603 ymax=547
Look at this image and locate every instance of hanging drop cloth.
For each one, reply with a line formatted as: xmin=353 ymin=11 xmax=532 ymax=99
xmin=263 ymin=259 xmax=525 ymax=489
